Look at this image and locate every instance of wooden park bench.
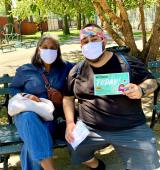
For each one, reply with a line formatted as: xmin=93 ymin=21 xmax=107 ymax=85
xmin=0 ymin=74 xmax=67 ymax=170
xmin=0 ymin=43 xmax=16 ymax=53
xmin=20 ymin=40 xmax=37 ymax=49
xmin=0 ymin=59 xmax=159 ymax=169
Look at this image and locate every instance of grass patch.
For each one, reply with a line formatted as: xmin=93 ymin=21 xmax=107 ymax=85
xmin=133 ymin=31 xmax=151 ymax=37
xmin=21 ymin=28 xmax=80 ymax=43
xmin=0 ymin=95 xmax=8 ymax=124
xmin=0 ymin=107 xmax=7 ymax=124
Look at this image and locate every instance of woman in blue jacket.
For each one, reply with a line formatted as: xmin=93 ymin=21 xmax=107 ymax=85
xmin=9 ymin=35 xmax=74 ymax=170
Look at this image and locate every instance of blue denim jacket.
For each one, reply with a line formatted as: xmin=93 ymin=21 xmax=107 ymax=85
xmin=9 ymin=61 xmax=75 ymax=98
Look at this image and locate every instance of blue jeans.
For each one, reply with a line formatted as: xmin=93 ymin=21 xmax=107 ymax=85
xmin=69 ymin=124 xmax=160 ymax=170
xmin=14 ymin=111 xmax=55 ymax=170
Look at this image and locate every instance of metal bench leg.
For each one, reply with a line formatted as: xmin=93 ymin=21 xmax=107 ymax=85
xmin=0 ymin=156 xmax=4 ymax=163
xmin=3 ymin=155 xmax=10 ymax=170
xmin=150 ymin=109 xmax=157 ymax=128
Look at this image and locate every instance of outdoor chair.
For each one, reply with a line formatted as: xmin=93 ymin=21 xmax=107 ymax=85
xmin=3 ymin=23 xmax=20 ymax=44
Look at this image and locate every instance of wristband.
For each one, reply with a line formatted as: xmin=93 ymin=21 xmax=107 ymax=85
xmin=139 ymin=86 xmax=146 ymax=97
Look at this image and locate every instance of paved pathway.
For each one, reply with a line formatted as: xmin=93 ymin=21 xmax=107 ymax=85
xmin=0 ymin=36 xmax=80 ymax=76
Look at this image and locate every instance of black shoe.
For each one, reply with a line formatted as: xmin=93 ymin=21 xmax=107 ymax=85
xmin=90 ymin=159 xmax=105 ymax=170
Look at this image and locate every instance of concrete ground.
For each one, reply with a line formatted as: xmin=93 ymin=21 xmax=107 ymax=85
xmin=0 ymin=36 xmax=158 ymax=170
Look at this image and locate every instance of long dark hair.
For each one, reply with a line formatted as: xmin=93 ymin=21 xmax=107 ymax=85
xmin=31 ymin=35 xmax=64 ymax=67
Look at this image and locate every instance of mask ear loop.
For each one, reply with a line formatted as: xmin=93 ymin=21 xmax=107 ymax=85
xmin=101 ymin=32 xmax=108 ymax=52
xmin=100 ymin=36 xmax=106 ymax=54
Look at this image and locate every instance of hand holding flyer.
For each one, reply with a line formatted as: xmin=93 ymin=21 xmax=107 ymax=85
xmin=94 ymin=72 xmax=130 ymax=95
xmin=70 ymin=120 xmax=90 ymax=150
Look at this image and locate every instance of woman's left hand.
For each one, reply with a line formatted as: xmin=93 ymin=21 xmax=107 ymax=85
xmin=123 ymin=83 xmax=142 ymax=99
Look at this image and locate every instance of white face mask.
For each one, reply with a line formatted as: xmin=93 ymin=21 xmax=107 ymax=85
xmin=81 ymin=41 xmax=103 ymax=60
xmin=40 ymin=49 xmax=57 ymax=64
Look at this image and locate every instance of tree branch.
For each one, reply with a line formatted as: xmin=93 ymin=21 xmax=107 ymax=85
xmin=93 ymin=1 xmax=125 ymax=46
xmin=116 ymin=0 xmax=139 ymax=56
xmin=97 ymin=0 xmax=123 ymax=28
xmin=140 ymin=34 xmax=152 ymax=62
xmin=146 ymin=1 xmax=160 ymax=62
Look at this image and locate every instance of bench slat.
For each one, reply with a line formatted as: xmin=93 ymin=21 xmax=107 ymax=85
xmin=0 ymin=88 xmax=10 ymax=95
xmin=0 ymin=143 xmax=22 ymax=155
xmin=154 ymin=105 xmax=160 ymax=112
xmin=0 ymin=76 xmax=13 ymax=84
xmin=151 ymin=72 xmax=160 ymax=79
xmin=0 ymin=124 xmax=22 ymax=144
xmin=148 ymin=61 xmax=160 ymax=68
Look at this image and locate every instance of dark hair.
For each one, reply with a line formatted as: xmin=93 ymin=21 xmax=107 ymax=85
xmin=31 ymin=35 xmax=64 ymax=67
xmin=82 ymin=23 xmax=103 ymax=30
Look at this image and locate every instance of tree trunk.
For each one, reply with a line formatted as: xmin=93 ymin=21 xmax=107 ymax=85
xmin=77 ymin=12 xmax=81 ymax=30
xmin=38 ymin=10 xmax=43 ymax=36
xmin=68 ymin=15 xmax=72 ymax=27
xmin=139 ymin=0 xmax=147 ymax=49
xmin=116 ymin=1 xmax=139 ymax=56
xmin=39 ymin=22 xmax=44 ymax=37
xmin=97 ymin=0 xmax=122 ymax=27
xmin=82 ymin=14 xmax=86 ymax=27
xmin=140 ymin=36 xmax=152 ymax=62
xmin=94 ymin=0 xmax=139 ymax=56
xmin=5 ymin=0 xmax=14 ymax=33
xmin=93 ymin=1 xmax=125 ymax=45
xmin=17 ymin=19 xmax=23 ymax=42
xmin=63 ymin=15 xmax=70 ymax=35
xmin=145 ymin=2 xmax=160 ymax=62
xmin=108 ymin=0 xmax=112 ymax=25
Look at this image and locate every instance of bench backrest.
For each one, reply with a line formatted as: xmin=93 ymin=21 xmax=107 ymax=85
xmin=0 ymin=74 xmax=13 ymax=95
xmin=148 ymin=61 xmax=160 ymax=81
xmin=147 ymin=60 xmax=160 ymax=104
xmin=0 ymin=74 xmax=13 ymax=124
xmin=147 ymin=61 xmax=160 ymax=127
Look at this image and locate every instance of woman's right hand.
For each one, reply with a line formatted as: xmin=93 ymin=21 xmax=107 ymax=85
xmin=26 ymin=94 xmax=41 ymax=102
xmin=65 ymin=122 xmax=76 ymax=144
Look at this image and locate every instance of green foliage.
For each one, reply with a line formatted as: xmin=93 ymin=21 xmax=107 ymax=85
xmin=0 ymin=107 xmax=7 ymax=124
xmin=0 ymin=0 xmax=5 ymax=6
xmin=45 ymin=0 xmax=75 ymax=16
xmin=11 ymin=0 xmax=95 ymax=22
xmin=0 ymin=0 xmax=12 ymax=11
xmin=11 ymin=0 xmax=48 ymax=22
xmin=73 ymin=0 xmax=95 ymax=17
xmin=0 ymin=3 xmax=5 ymax=15
xmin=124 ymin=0 xmax=156 ymax=10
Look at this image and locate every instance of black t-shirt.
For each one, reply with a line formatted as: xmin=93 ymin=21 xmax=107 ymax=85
xmin=65 ymin=53 xmax=154 ymax=131
xmin=91 ymin=53 xmax=122 ymax=74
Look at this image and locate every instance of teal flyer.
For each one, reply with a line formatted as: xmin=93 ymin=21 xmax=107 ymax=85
xmin=94 ymin=72 xmax=130 ymax=95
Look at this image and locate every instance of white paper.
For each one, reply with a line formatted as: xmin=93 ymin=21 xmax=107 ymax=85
xmin=71 ymin=120 xmax=90 ymax=150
